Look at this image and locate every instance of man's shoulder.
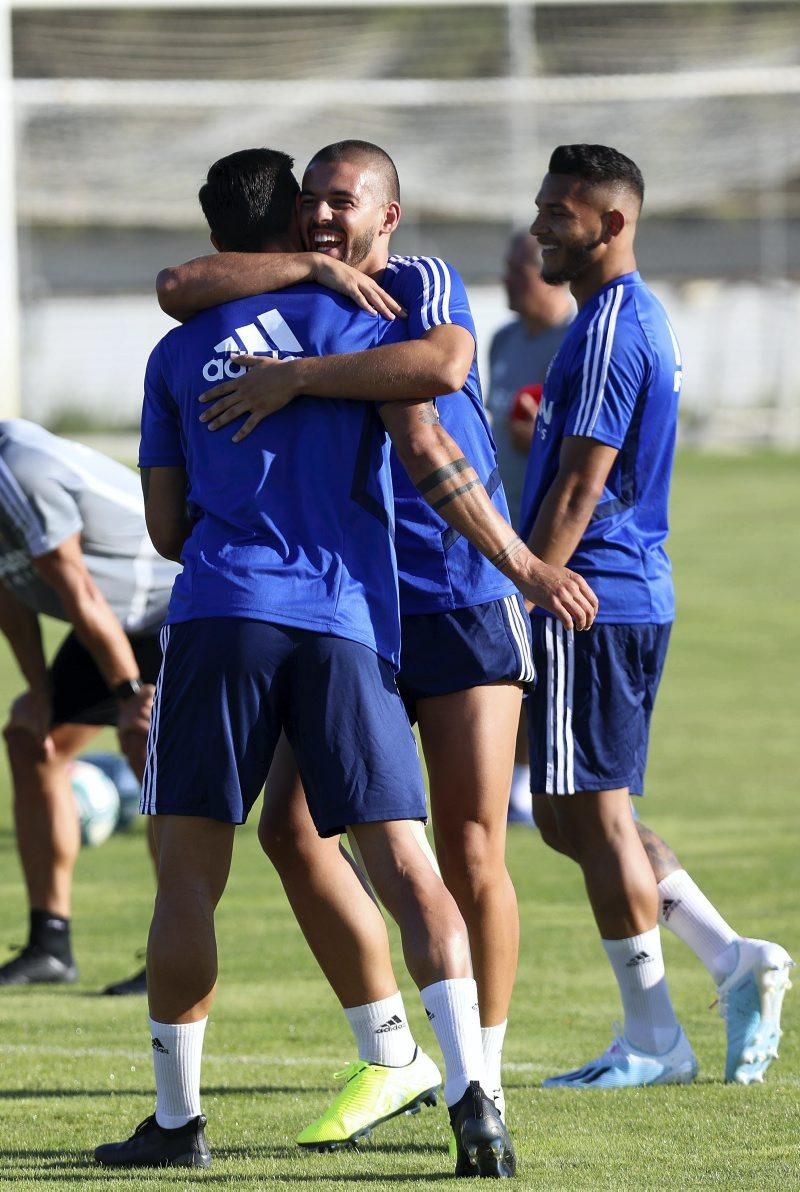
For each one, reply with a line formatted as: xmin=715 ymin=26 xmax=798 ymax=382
xmin=387 ymin=252 xmax=459 ymax=273
xmin=0 ymin=420 xmax=65 ymax=479
xmin=385 ymin=253 xmax=466 ymax=291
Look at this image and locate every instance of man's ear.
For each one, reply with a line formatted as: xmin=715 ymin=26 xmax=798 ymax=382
xmin=210 ymin=233 xmax=222 ymax=252
xmin=379 ymin=200 xmax=402 ymax=238
xmin=604 ymin=209 xmax=625 ymax=240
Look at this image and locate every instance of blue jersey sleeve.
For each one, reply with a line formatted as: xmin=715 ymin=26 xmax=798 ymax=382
xmin=139 ymin=341 xmax=185 ymax=468
xmin=388 ymin=257 xmax=476 ymax=343
xmin=564 ymin=315 xmax=648 ymax=449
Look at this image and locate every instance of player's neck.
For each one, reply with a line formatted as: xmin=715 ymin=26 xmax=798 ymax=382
xmin=571 ymin=251 xmax=637 ymax=309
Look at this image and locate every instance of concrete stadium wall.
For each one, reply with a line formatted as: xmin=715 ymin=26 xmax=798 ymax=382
xmin=19 ymin=281 xmax=800 ymax=447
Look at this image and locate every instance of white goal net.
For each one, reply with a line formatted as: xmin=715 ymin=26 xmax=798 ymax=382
xmin=7 ymin=0 xmax=800 ymax=441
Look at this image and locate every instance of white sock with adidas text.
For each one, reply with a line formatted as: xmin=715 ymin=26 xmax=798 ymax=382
xmin=344 ymin=992 xmax=416 ymax=1067
xmin=481 ymin=1020 xmax=507 ymax=1118
xmin=602 ymin=928 xmax=680 ymax=1054
xmin=420 ymin=978 xmax=484 ymax=1106
xmin=657 ymin=869 xmax=738 ymax=985
xmin=149 ymin=1016 xmax=206 ymax=1129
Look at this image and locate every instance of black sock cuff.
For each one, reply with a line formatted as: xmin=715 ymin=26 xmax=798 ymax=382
xmin=29 ymin=909 xmax=72 ymax=960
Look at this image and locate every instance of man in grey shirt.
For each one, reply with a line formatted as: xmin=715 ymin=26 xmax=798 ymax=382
xmin=0 ymin=420 xmax=178 ymax=991
xmin=486 ymin=232 xmax=572 ymax=824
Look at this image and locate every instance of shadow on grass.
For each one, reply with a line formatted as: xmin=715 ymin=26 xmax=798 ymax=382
xmin=4 ymin=1150 xmax=457 ymax=1184
xmin=0 ymin=1085 xmax=333 ymax=1099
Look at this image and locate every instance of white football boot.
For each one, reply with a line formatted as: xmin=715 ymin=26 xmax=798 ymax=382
xmin=717 ymin=938 xmax=794 ymax=1084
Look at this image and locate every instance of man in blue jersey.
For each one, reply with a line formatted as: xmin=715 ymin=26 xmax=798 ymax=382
xmin=158 ymin=139 xmax=595 ymax=1144
xmin=519 ymin=143 xmax=792 ymax=1089
xmin=95 ymin=148 xmax=596 ymax=1176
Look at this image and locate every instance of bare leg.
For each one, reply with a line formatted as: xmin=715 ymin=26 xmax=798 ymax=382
xmin=118 ymin=713 xmax=160 ymax=875
xmin=636 ymin=823 xmax=682 ymax=882
xmin=5 ymin=721 xmax=100 ymax=917
xmin=349 ymin=819 xmax=471 ymax=990
xmin=419 ymin=683 xmax=521 ymax=1025
xmin=531 ymin=794 xmax=578 ymax=860
xmin=547 ymin=788 xmax=657 ymax=939
xmin=514 ymin=709 xmax=529 ymax=767
xmin=147 ymin=815 xmax=235 ymax=1023
xmin=535 ymin=795 xmax=682 ymax=884
xmin=258 ymin=734 xmax=397 ymax=1007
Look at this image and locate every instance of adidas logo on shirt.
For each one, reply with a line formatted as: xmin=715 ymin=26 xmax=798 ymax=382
xmin=201 ymin=310 xmax=304 ymax=383
xmin=625 ymin=951 xmax=654 ymax=967
xmin=662 ymin=898 xmax=681 ymax=922
xmin=151 ymin=1037 xmax=169 ymax=1054
xmin=375 ymin=1015 xmax=405 ymax=1034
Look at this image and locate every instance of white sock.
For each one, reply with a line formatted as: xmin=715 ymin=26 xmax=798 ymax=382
xmin=421 ymin=978 xmax=484 ymax=1106
xmin=657 ymin=869 xmax=739 ymax=985
xmin=602 ymin=928 xmax=679 ymax=1054
xmin=344 ymin=992 xmax=416 ymax=1067
xmin=149 ymin=1017 xmax=206 ymax=1129
xmin=481 ymin=1020 xmax=507 ymax=1118
xmin=508 ymin=764 xmax=534 ymax=823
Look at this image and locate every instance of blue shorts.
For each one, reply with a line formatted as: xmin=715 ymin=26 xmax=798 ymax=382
xmin=526 ymin=618 xmax=671 ymax=796
xmin=397 ymin=594 xmax=535 ymax=719
xmin=140 ymin=619 xmax=426 ymax=836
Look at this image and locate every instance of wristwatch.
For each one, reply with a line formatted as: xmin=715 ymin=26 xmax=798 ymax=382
xmin=112 ymin=678 xmax=144 ymax=702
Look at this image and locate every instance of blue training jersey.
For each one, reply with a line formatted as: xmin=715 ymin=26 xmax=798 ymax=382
xmin=519 ymin=271 xmax=682 ymax=624
xmin=380 ymin=255 xmax=517 ymax=615
xmin=139 ymin=285 xmax=402 ymax=666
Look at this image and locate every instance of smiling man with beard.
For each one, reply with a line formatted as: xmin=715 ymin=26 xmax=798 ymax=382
xmin=520 ymin=143 xmax=792 ymax=1090
xmin=158 ymin=140 xmax=596 ymax=1151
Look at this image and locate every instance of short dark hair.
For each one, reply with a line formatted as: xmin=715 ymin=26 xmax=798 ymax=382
xmin=306 ymin=140 xmax=400 ymax=203
xmin=548 ymin=144 xmax=644 ymax=209
xmin=198 ymin=148 xmax=299 ymax=251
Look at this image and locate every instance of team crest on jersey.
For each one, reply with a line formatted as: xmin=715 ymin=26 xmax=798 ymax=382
xmin=202 ymin=310 xmax=304 ymax=382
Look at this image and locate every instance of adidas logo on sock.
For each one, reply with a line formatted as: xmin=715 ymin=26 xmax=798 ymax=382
xmin=425 ymin=1009 xmax=435 ymax=1021
xmin=375 ymin=1015 xmax=405 ymax=1034
xmin=151 ymin=1037 xmax=169 ymax=1054
xmin=662 ymin=898 xmax=681 ymax=922
xmin=626 ymin=951 xmax=654 ymax=967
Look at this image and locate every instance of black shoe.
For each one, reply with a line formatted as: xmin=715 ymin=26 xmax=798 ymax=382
xmin=0 ymin=944 xmax=77 ymax=987
xmin=102 ymin=965 xmax=147 ymax=996
xmin=448 ymin=1081 xmax=516 ymax=1179
xmin=94 ymin=1114 xmax=211 ymax=1168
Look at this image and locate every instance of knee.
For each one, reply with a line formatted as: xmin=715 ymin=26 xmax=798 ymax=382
xmin=436 ymin=820 xmax=503 ymax=893
xmin=257 ymin=807 xmax=311 ymax=870
xmin=553 ymin=802 xmax=632 ymax=863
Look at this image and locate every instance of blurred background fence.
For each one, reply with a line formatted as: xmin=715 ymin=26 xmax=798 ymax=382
xmin=6 ymin=0 xmax=800 ymax=444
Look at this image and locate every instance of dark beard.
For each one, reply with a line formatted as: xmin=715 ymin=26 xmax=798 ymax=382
xmin=344 ymin=226 xmax=378 ymax=268
xmin=541 ymin=235 xmax=603 ymax=286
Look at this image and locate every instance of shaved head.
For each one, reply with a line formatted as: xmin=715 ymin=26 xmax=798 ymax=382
xmin=306 ymin=140 xmax=400 ymax=205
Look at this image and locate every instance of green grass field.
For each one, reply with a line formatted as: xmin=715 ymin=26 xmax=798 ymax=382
xmin=1 ymin=451 xmax=798 ymax=1190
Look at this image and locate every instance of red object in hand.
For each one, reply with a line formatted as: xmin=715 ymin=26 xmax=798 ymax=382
xmin=509 ymin=383 xmax=543 ymax=421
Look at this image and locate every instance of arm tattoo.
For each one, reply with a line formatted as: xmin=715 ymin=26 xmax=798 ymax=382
xmin=416 ymin=457 xmax=471 ymax=496
xmin=416 ymin=403 xmax=440 ymax=425
xmin=490 ymin=536 xmax=525 ymax=570
xmin=140 ymin=468 xmax=151 ymax=500
xmin=431 ymin=479 xmax=481 ymax=511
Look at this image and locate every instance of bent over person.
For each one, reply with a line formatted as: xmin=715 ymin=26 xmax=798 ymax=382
xmin=0 ymin=420 xmax=176 ymax=993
